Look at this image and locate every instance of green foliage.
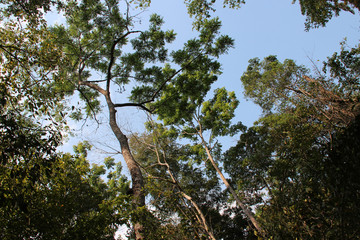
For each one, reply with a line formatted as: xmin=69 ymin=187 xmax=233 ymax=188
xmin=1 ymin=4 xmax=128 ymax=237
xmin=294 ymin=0 xmax=360 ymax=30
xmin=185 ymin=0 xmax=244 ymax=29
xmin=0 ymin=0 xmax=66 ymax=24
xmin=51 ymin=0 xmax=233 ymax=123
xmin=0 ymin=12 xmax=74 ymax=136
xmin=241 ymin=51 xmax=360 ymax=127
xmin=129 ymin=127 xmax=252 ymax=239
xmin=241 ymin=55 xmax=308 ymax=113
xmin=225 ymin=109 xmax=360 ymax=238
xmin=201 ymin=88 xmax=242 ymax=137
xmin=0 ymin=137 xmax=131 ymax=239
xmin=159 ymin=86 xmax=244 ymax=145
xmin=323 ymin=42 xmax=360 ymax=95
xmin=141 ymin=18 xmax=234 ymax=124
xmin=50 ymin=0 xmax=138 ymax=116
xmin=226 ymin=46 xmax=360 ymax=238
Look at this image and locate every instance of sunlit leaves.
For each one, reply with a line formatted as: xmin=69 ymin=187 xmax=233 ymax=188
xmin=0 ymin=17 xmax=73 ymax=135
xmin=241 ymin=56 xmax=308 ymax=113
xmin=0 ymin=0 xmax=66 ymax=26
xmin=323 ymin=43 xmax=360 ymax=95
xmin=201 ymin=88 xmax=240 ymax=137
xmin=151 ymin=19 xmax=233 ymax=125
xmin=184 ymin=0 xmax=244 ymax=29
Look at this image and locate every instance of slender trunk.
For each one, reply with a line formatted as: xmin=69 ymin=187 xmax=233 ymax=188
xmin=106 ymin=96 xmax=145 ymax=240
xmin=161 ymin=155 xmax=216 ymax=239
xmin=199 ymin=134 xmax=265 ymax=237
xmin=149 ymin=131 xmax=216 ymax=240
xmin=181 ymin=192 xmax=217 ymax=240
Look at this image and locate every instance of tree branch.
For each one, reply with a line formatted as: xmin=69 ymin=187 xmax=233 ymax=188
xmin=113 ymin=102 xmax=153 ymax=113
xmin=106 ymin=30 xmax=142 ymax=92
xmin=112 ymin=56 xmax=199 ymax=113
xmin=79 ymin=81 xmax=107 ymax=95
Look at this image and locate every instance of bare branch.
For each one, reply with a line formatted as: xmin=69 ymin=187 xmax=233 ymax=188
xmin=114 ymin=102 xmax=153 ymax=113
xmin=106 ymin=30 xmax=142 ymax=92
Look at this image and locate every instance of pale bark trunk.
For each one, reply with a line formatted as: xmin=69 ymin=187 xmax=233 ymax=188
xmin=181 ymin=192 xmax=217 ymax=240
xmin=158 ymin=153 xmax=216 ymax=239
xmin=198 ymin=132 xmax=265 ymax=237
xmin=78 ymin=29 xmax=146 ymax=239
xmin=106 ymin=96 xmax=145 ymax=240
xmin=148 ymin=131 xmax=217 ymax=240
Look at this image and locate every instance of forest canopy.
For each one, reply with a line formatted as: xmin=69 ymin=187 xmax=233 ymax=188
xmin=0 ymin=0 xmax=359 ymax=239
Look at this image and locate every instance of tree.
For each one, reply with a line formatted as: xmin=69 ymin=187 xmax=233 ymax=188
xmin=51 ymin=1 xmax=233 ymax=238
xmin=0 ymin=133 xmax=131 ymax=239
xmin=3 ymin=0 xmax=358 ymax=238
xmin=151 ymin=85 xmax=265 ymax=236
xmin=224 ymin=46 xmax=360 ymax=238
xmin=0 ymin=0 xmax=65 ymax=18
xmin=1 ymin=5 xmax=132 ymax=238
xmin=130 ymin=127 xmax=217 ymax=240
xmin=241 ymin=50 xmax=360 ymax=129
xmin=225 ymin=111 xmax=360 ymax=238
xmin=129 ymin=122 xmax=254 ymax=239
xmin=294 ymin=0 xmax=360 ymax=30
xmin=0 ymin=11 xmax=70 ymax=134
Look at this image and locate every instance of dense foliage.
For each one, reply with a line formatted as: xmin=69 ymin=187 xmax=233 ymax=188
xmin=1 ymin=138 xmax=130 ymax=239
xmin=1 ymin=0 xmax=359 ymax=239
xmin=223 ymin=47 xmax=360 ymax=238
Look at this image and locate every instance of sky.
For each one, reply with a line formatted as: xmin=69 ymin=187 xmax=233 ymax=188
xmin=145 ymin=0 xmax=360 ymax=123
xmin=52 ymin=0 xmax=360 ymax=165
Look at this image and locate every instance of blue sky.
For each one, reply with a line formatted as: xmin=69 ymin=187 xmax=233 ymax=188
xmin=145 ymin=0 xmax=359 ymax=125
xmin=53 ymin=0 xmax=359 ymax=164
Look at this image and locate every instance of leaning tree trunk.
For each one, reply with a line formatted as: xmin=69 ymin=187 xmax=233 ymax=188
xmin=160 ymin=151 xmax=216 ymax=240
xmin=106 ymin=97 xmax=145 ymax=240
xmin=198 ymin=131 xmax=265 ymax=238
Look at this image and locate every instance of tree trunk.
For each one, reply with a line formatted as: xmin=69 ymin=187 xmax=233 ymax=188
xmin=107 ymin=97 xmax=145 ymax=240
xmin=199 ymin=133 xmax=265 ymax=238
xmin=181 ymin=192 xmax=217 ymax=240
xmin=145 ymin=120 xmax=217 ymax=240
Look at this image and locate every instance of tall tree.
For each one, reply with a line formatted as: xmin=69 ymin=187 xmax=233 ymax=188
xmin=0 ymin=128 xmax=131 ymax=240
xmin=151 ymin=85 xmax=265 ymax=236
xmin=130 ymin=128 xmax=217 ymax=240
xmin=224 ymin=46 xmax=360 ymax=238
xmin=52 ymin=1 xmax=233 ymax=238
xmin=129 ymin=122 xmax=254 ymax=239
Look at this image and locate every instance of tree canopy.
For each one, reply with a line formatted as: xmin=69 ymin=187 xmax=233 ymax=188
xmin=223 ymin=45 xmax=360 ymax=238
xmin=1 ymin=0 xmax=359 ymax=239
